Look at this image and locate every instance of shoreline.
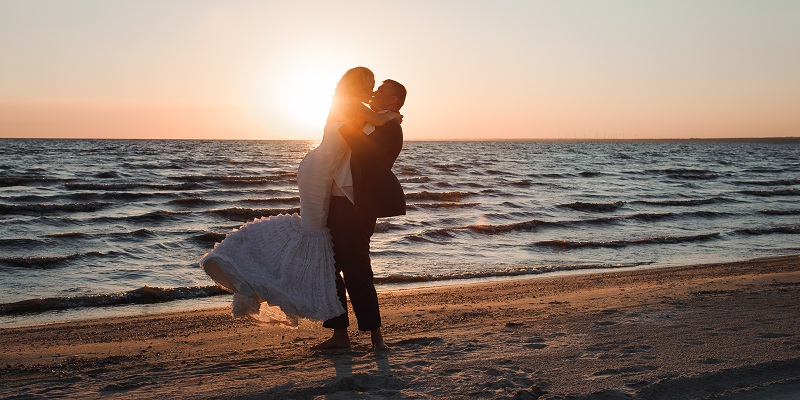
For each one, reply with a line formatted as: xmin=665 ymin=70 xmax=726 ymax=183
xmin=1 ymin=254 xmax=798 ymax=398
xmin=4 ymin=253 xmax=795 ymax=330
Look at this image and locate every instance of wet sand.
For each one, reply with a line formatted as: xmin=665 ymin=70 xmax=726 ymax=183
xmin=1 ymin=255 xmax=799 ymax=399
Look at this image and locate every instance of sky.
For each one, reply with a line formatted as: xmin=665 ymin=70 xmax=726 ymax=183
xmin=1 ymin=1 xmax=799 ymax=141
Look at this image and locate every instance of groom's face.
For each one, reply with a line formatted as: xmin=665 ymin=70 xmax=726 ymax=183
xmin=369 ymin=84 xmax=397 ymax=112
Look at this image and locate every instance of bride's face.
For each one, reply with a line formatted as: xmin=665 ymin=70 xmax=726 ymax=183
xmin=357 ymin=78 xmax=375 ymax=103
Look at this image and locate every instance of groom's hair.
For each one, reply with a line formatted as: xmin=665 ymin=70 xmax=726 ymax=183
xmin=383 ymin=79 xmax=407 ymax=109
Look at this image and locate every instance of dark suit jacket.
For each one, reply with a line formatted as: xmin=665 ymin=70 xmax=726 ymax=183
xmin=338 ymin=120 xmax=406 ymax=219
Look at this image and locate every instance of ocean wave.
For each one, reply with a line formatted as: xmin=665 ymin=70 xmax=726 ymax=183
xmin=95 ymin=171 xmax=121 ymax=178
xmin=125 ymin=210 xmax=190 ymax=223
xmin=241 ymin=196 xmax=300 ymax=205
xmin=65 ymin=182 xmax=198 ymax=191
xmin=733 ymin=225 xmax=800 ymax=235
xmin=534 ymin=232 xmax=721 ymax=249
xmin=633 ymin=197 xmax=726 ymax=206
xmin=63 ymin=191 xmax=177 ymax=201
xmin=209 ymin=207 xmax=300 ymax=220
xmin=405 ymin=191 xmax=475 ymax=201
xmin=508 ymin=180 xmax=532 ymax=187
xmin=110 ymin=228 xmax=155 ymax=238
xmin=121 ymin=162 xmax=184 ymax=170
xmin=192 ymin=231 xmax=227 ymax=245
xmin=559 ymin=201 xmax=625 ymax=212
xmin=398 ymin=166 xmax=421 ymax=176
xmin=374 ymin=221 xmax=403 ymax=233
xmin=469 ymin=219 xmax=554 ymax=234
xmin=402 ymin=235 xmax=438 ymax=243
xmin=399 ymin=176 xmax=431 ymax=183
xmin=0 ymin=285 xmax=228 ymax=315
xmin=0 ymin=238 xmax=46 ymax=248
xmin=407 ymin=202 xmax=480 ymax=210
xmin=739 ymin=189 xmax=799 ymax=197
xmin=0 ymin=201 xmax=113 ymax=215
xmin=42 ymin=232 xmax=88 ymax=238
xmin=649 ymin=168 xmax=720 ymax=180
xmin=0 ymin=251 xmax=105 ymax=269
xmin=621 ymin=211 xmax=734 ymax=222
xmin=0 ymin=176 xmax=73 ymax=187
xmin=530 ymin=173 xmax=571 ymax=179
xmin=169 ymin=197 xmax=215 ymax=207
xmin=743 ymin=167 xmax=790 ymax=173
xmin=406 ymin=219 xmax=555 ymax=241
xmin=374 ymin=262 xmax=652 ymax=284
xmin=733 ymin=179 xmax=800 ymax=186
xmin=579 ymin=171 xmax=604 ymax=177
xmin=429 ymin=163 xmax=463 ymax=171
xmin=218 ymin=177 xmax=286 ymax=186
xmin=435 ymin=182 xmax=488 ymax=189
xmin=404 ymin=210 xmax=733 ymax=241
xmin=758 ymin=209 xmax=800 ymax=216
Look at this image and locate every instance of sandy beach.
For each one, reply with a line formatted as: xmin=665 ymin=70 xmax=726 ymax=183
xmin=1 ymin=255 xmax=799 ymax=399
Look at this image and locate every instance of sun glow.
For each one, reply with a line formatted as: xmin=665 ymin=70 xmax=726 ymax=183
xmin=250 ymin=46 xmax=360 ymax=139
xmin=259 ymin=64 xmax=342 ymax=138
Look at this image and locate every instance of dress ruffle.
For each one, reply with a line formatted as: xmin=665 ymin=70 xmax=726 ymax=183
xmin=200 ymin=213 xmax=345 ymax=323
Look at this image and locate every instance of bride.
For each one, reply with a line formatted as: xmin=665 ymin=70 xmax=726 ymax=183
xmin=200 ymin=67 xmax=402 ymax=324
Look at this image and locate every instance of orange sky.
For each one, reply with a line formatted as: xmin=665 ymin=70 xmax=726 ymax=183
xmin=1 ymin=2 xmax=798 ymax=140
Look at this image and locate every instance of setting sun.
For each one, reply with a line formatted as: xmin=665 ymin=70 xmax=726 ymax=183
xmin=275 ymin=65 xmax=339 ymax=130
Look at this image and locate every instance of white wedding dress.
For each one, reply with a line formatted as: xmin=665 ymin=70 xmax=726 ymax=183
xmin=200 ymin=121 xmax=352 ymax=324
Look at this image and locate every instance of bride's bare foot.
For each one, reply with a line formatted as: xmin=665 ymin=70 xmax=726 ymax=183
xmin=370 ymin=328 xmax=390 ymax=353
xmin=311 ymin=329 xmax=350 ymax=350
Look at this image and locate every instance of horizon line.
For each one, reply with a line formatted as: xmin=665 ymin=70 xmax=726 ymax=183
xmin=2 ymin=136 xmax=799 ymax=143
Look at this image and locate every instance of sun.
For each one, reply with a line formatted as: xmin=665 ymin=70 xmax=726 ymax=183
xmin=250 ymin=50 xmax=358 ymax=139
xmin=274 ymin=65 xmax=341 ymax=131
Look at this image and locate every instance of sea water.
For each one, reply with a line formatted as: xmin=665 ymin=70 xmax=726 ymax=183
xmin=1 ymin=139 xmax=798 ymax=326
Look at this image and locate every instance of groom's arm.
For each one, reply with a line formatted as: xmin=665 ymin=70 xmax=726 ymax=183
xmin=338 ymin=121 xmax=403 ymax=168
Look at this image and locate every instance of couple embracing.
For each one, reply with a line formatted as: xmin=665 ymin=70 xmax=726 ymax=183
xmin=201 ymin=67 xmax=407 ymax=352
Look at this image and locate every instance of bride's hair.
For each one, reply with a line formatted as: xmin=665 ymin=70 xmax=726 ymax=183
xmin=334 ymin=67 xmax=375 ymax=100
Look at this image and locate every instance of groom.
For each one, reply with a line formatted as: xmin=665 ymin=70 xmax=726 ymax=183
xmin=313 ymin=79 xmax=407 ymax=352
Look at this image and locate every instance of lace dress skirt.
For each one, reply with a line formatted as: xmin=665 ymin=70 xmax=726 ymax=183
xmin=200 ymin=123 xmax=348 ymax=323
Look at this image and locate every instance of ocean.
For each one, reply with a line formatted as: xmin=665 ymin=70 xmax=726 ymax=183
xmin=1 ymin=138 xmax=798 ymax=327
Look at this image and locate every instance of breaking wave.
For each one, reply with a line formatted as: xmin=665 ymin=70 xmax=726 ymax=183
xmin=535 ymin=232 xmax=721 ymax=249
xmin=0 ymin=285 xmax=228 ymax=315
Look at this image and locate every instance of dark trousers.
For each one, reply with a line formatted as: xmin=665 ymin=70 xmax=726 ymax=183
xmin=323 ymin=196 xmax=380 ymax=331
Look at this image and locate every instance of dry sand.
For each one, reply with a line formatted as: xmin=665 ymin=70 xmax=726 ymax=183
xmin=1 ymin=255 xmax=799 ymax=399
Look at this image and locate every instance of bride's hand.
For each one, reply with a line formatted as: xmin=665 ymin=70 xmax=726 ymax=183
xmin=389 ymin=111 xmax=403 ymax=124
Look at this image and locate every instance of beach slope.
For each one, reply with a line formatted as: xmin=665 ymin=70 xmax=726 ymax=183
xmin=1 ymin=255 xmax=799 ymax=399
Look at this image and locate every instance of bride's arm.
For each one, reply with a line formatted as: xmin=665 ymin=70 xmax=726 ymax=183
xmin=350 ymin=102 xmax=402 ymax=127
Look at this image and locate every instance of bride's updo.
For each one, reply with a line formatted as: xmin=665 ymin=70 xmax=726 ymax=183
xmin=334 ymin=67 xmax=375 ymax=101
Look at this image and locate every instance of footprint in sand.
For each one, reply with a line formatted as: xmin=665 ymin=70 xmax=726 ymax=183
xmin=620 ymin=345 xmax=653 ymax=355
xmin=523 ymin=337 xmax=549 ymax=350
xmin=759 ymin=332 xmax=793 ymax=339
xmin=595 ymin=320 xmax=618 ymax=326
xmin=323 ymin=373 xmax=406 ymax=395
xmin=403 ymin=360 xmax=432 ymax=368
xmin=592 ymin=365 xmax=658 ymax=377
xmin=524 ymin=343 xmax=548 ymax=350
xmin=392 ymin=336 xmax=443 ymax=348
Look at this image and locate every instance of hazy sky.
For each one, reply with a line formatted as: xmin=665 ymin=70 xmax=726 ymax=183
xmin=1 ymin=1 xmax=798 ymax=140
